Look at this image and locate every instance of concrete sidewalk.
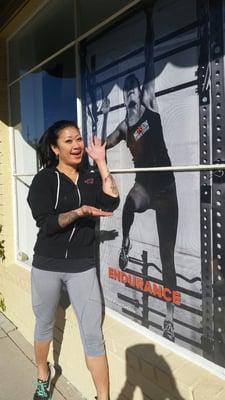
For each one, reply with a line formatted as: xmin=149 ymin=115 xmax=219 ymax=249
xmin=0 ymin=313 xmax=85 ymax=400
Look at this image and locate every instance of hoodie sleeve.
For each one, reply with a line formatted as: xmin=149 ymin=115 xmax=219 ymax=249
xmin=94 ymin=172 xmax=120 ymax=212
xmin=27 ymin=171 xmax=61 ymax=235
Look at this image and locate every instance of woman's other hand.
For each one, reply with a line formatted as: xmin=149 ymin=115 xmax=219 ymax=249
xmin=76 ymin=205 xmax=112 ymax=218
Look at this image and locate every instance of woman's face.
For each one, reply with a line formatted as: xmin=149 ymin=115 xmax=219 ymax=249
xmin=51 ymin=126 xmax=84 ymax=168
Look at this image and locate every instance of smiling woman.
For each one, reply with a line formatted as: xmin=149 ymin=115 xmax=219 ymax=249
xmin=27 ymin=119 xmax=119 ymax=400
xmin=51 ymin=126 xmax=85 ymax=173
xmin=38 ymin=121 xmax=83 ymax=170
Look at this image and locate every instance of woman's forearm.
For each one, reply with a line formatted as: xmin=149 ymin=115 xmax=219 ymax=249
xmin=96 ymin=160 xmax=119 ymax=198
xmin=58 ymin=204 xmax=113 ymax=228
xmin=58 ymin=209 xmax=78 ymax=228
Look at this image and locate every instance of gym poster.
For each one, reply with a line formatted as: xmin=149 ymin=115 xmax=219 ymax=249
xmin=82 ymin=0 xmax=225 ymax=366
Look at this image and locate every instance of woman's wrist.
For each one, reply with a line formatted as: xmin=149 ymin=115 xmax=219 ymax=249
xmin=95 ymin=159 xmax=109 ymax=178
xmin=95 ymin=159 xmax=107 ymax=168
xmin=72 ymin=209 xmax=79 ymax=219
xmin=67 ymin=209 xmax=79 ymax=223
xmin=95 ymin=160 xmax=119 ymax=197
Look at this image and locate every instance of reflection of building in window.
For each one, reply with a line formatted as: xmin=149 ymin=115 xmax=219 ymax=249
xmin=10 ymin=49 xmax=77 ymax=266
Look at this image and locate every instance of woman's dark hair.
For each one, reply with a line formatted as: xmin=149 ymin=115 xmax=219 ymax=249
xmin=37 ymin=120 xmax=79 ymax=168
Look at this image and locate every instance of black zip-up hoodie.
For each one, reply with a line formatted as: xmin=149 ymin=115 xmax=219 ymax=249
xmin=27 ymin=167 xmax=119 ymax=260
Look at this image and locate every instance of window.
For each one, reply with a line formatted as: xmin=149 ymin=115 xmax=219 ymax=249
xmin=10 ymin=48 xmax=76 ymax=265
xmin=8 ymin=0 xmax=75 ymax=82
xmin=8 ymin=0 xmax=134 ymax=267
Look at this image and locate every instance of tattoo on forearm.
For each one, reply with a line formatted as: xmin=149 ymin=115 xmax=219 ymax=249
xmin=58 ymin=210 xmax=77 ymax=228
xmin=104 ymin=173 xmax=119 ymax=195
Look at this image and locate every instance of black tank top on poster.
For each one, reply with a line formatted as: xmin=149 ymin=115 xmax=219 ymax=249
xmin=126 ymin=108 xmax=175 ymax=191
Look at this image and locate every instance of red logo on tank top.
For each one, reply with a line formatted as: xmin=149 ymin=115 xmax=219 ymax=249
xmin=133 ymin=120 xmax=149 ymax=141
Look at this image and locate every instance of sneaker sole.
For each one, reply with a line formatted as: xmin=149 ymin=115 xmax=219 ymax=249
xmin=47 ymin=363 xmax=56 ymax=391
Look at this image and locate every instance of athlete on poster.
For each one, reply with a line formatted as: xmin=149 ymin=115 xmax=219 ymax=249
xmin=84 ymin=0 xmax=201 ymax=349
xmin=101 ymin=6 xmax=178 ymax=341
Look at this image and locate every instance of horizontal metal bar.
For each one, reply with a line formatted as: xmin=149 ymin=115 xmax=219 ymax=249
xmin=13 ymin=164 xmax=225 ymax=177
xmin=155 ymin=20 xmax=200 ymax=45
xmin=156 ymin=79 xmax=197 ymax=97
xmin=96 ymin=81 xmax=197 ymax=119
xmin=109 ymin=164 xmax=225 ymax=173
xmin=13 ymin=174 xmax=35 ymax=177
xmin=154 ymin=39 xmax=200 ymax=62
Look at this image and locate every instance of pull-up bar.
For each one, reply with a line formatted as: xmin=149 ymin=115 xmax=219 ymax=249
xmin=109 ymin=163 xmax=225 ymax=173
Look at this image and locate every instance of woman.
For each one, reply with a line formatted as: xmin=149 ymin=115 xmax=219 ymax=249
xmin=27 ymin=120 xmax=119 ymax=400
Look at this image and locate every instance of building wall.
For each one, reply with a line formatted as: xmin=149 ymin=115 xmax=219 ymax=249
xmin=1 ymin=2 xmax=225 ymax=400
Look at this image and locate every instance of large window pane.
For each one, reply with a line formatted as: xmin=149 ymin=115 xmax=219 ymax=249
xmin=8 ymin=0 xmax=75 ymax=82
xmin=10 ymin=48 xmax=76 ymax=265
xmin=11 ymin=47 xmax=76 ymax=161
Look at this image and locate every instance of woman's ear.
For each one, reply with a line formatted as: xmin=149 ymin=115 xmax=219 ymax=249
xmin=50 ymin=144 xmax=58 ymax=156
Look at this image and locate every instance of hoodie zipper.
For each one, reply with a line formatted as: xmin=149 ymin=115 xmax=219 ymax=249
xmin=65 ymin=179 xmax=81 ymax=259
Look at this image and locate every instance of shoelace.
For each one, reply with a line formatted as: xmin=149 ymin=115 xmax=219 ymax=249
xmin=33 ymin=380 xmax=51 ymax=399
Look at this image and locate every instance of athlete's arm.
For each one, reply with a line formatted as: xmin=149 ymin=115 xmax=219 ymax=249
xmin=100 ymin=98 xmax=127 ymax=149
xmin=142 ymin=4 xmax=158 ymax=113
xmin=106 ymin=120 xmax=127 ymax=149
xmin=101 ymin=97 xmax=110 ymax=143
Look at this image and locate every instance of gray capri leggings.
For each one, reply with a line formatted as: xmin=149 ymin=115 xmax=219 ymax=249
xmin=31 ymin=267 xmax=105 ymax=357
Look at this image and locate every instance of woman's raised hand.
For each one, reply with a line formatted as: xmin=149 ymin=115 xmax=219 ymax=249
xmin=86 ymin=136 xmax=106 ymax=164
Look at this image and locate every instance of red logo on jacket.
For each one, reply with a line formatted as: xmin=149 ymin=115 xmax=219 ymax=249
xmin=84 ymin=178 xmax=94 ymax=184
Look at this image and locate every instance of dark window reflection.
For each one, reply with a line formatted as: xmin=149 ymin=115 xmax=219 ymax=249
xmin=8 ymin=0 xmax=75 ymax=82
xmin=10 ymin=83 xmax=21 ymax=126
xmin=77 ymin=0 xmax=132 ymax=35
xmin=10 ymin=48 xmax=76 ymax=149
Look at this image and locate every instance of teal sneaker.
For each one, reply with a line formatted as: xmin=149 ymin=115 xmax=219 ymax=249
xmin=33 ymin=363 xmax=55 ymax=399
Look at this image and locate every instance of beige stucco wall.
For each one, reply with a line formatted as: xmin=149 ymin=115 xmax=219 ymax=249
xmin=1 ymin=2 xmax=225 ymax=400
